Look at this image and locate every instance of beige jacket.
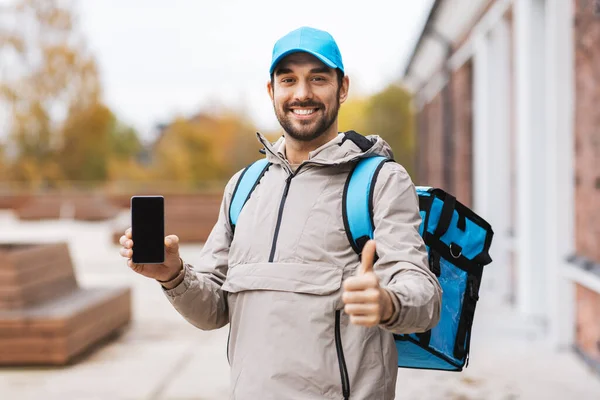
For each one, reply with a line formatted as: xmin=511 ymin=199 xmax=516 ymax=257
xmin=162 ymin=131 xmax=442 ymax=399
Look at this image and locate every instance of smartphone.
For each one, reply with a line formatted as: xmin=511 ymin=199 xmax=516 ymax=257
xmin=130 ymin=195 xmax=165 ymax=264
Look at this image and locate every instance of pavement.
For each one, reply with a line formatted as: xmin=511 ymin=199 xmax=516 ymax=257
xmin=0 ymin=209 xmax=599 ymax=399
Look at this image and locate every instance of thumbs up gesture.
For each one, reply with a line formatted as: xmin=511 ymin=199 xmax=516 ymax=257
xmin=342 ymin=240 xmax=395 ymax=327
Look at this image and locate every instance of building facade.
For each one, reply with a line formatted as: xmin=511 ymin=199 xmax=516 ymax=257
xmin=402 ymin=0 xmax=599 ymax=372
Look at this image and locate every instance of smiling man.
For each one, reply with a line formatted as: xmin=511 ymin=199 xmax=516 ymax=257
xmin=119 ymin=26 xmax=442 ymax=399
xmin=268 ymin=55 xmax=345 ymax=144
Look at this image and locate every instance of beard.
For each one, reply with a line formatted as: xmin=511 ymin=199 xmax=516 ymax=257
xmin=274 ymin=97 xmax=340 ymax=142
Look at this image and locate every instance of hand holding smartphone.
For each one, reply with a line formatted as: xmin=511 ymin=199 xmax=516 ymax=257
xmin=130 ymin=195 xmax=165 ymax=264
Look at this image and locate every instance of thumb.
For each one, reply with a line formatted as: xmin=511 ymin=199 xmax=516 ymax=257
xmin=358 ymin=240 xmax=376 ymax=275
xmin=165 ymin=235 xmax=180 ymax=255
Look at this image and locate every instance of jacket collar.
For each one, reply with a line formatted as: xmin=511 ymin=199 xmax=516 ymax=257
xmin=255 ymin=131 xmax=394 ymax=169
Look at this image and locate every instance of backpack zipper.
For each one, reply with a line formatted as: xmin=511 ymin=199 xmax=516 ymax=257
xmin=335 ymin=310 xmax=350 ymax=400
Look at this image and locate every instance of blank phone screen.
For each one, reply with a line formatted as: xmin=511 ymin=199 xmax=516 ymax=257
xmin=131 ymin=196 xmax=165 ymax=264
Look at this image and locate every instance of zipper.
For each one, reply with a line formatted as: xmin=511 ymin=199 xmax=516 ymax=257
xmin=262 ymin=137 xmax=357 ymax=397
xmin=226 ymin=323 xmax=231 ymax=365
xmin=263 ymin=151 xmax=351 ymax=263
xmin=335 ymin=310 xmax=350 ymax=400
xmin=267 ymin=155 xmax=331 ymax=262
xmin=268 ymin=173 xmax=293 ymax=261
xmin=259 ymin=138 xmax=294 ymax=175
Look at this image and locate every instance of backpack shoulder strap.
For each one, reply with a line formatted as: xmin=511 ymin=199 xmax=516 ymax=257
xmin=229 ymin=158 xmax=271 ymax=229
xmin=342 ymin=155 xmax=391 ymax=254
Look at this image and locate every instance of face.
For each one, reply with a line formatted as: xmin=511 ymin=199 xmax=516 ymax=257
xmin=268 ymin=52 xmax=349 ymax=142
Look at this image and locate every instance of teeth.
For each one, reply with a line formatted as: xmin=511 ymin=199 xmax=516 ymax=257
xmin=293 ymin=109 xmax=315 ymax=115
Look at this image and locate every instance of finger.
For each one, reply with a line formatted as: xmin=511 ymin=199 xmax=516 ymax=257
xmin=125 ymin=227 xmax=132 ymax=239
xmin=342 ymin=288 xmax=381 ymax=304
xmin=343 ymin=274 xmax=379 ymax=291
xmin=119 ymin=235 xmax=132 ymax=249
xmin=128 ymin=260 xmax=164 ymax=280
xmin=120 ymin=237 xmax=133 ymax=249
xmin=344 ymin=303 xmax=379 ymax=316
xmin=349 ymin=315 xmax=379 ymax=327
xmin=120 ymin=248 xmax=133 ymax=258
xmin=127 ymin=259 xmax=139 ymax=271
xmin=165 ymin=235 xmax=180 ymax=254
xmin=128 ymin=259 xmax=146 ymax=274
xmin=358 ymin=240 xmax=376 ymax=275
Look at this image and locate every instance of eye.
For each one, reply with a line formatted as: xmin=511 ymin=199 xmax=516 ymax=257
xmin=281 ymin=77 xmax=295 ymax=84
xmin=312 ymin=76 xmax=326 ymax=82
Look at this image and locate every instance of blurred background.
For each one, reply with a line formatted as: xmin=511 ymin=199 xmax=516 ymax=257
xmin=0 ymin=0 xmax=599 ymax=399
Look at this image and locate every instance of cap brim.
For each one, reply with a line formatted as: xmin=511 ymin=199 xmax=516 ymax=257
xmin=269 ymin=48 xmax=338 ymax=75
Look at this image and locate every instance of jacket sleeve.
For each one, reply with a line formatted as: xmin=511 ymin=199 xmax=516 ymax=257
xmin=161 ymin=170 xmax=243 ymax=331
xmin=371 ymin=162 xmax=442 ymax=334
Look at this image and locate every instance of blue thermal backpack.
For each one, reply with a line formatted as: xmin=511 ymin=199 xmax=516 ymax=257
xmin=229 ymin=155 xmax=494 ymax=372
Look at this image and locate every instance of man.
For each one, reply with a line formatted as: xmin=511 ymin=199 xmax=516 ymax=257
xmin=119 ymin=26 xmax=442 ymax=399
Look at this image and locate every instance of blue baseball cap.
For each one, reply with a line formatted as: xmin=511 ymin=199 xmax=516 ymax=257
xmin=269 ymin=26 xmax=344 ymax=75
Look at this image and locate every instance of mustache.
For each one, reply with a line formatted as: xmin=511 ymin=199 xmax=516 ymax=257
xmin=285 ymin=100 xmax=324 ymax=109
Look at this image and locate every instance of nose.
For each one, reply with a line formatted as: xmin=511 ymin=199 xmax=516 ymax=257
xmin=294 ymin=80 xmax=313 ymax=102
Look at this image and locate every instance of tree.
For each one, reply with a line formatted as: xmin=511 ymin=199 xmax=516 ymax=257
xmin=0 ymin=144 xmax=6 ymax=182
xmin=364 ymin=84 xmax=416 ymax=177
xmin=216 ymin=112 xmax=264 ymax=174
xmin=110 ymin=118 xmax=142 ymax=161
xmin=152 ymin=116 xmax=223 ymax=187
xmin=338 ymin=85 xmax=416 ymax=177
xmin=150 ymin=108 xmax=265 ymax=189
xmin=338 ymin=95 xmax=369 ymax=134
xmin=0 ymin=0 xmax=109 ymax=187
xmin=105 ymin=116 xmax=147 ymax=184
xmin=58 ymin=103 xmax=112 ymax=182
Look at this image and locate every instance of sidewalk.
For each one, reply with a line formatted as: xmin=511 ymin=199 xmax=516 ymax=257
xmin=395 ymin=294 xmax=600 ymax=399
xmin=0 ymin=211 xmax=599 ymax=399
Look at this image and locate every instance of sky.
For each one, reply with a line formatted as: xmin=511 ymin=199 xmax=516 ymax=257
xmin=1 ymin=0 xmax=433 ymax=141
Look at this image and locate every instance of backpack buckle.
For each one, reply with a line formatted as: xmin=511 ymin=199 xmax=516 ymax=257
xmin=449 ymin=243 xmax=462 ymax=259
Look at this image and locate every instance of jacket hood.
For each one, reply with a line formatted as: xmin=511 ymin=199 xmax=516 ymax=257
xmin=255 ymin=131 xmax=395 ymax=169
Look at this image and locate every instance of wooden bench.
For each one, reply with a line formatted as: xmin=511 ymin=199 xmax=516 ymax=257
xmin=0 ymin=193 xmax=30 ymax=210
xmin=16 ymin=193 xmax=121 ymax=221
xmin=0 ymin=243 xmax=131 ymax=365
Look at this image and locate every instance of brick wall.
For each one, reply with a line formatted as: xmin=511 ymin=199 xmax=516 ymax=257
xmin=416 ymin=101 xmax=430 ymax=186
xmin=573 ymin=0 xmax=600 ymax=372
xmin=416 ymin=64 xmax=474 ymax=204
xmin=574 ymin=0 xmax=600 ymax=263
xmin=413 ymin=0 xmax=494 ymax=205
xmin=419 ymin=94 xmax=445 ymax=190
xmin=575 ymin=284 xmax=600 ymax=367
xmin=451 ymin=61 xmax=474 ymax=208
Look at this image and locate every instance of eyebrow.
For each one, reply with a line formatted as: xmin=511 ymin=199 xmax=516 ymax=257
xmin=274 ymin=67 xmax=293 ymax=76
xmin=274 ymin=66 xmax=334 ymax=76
xmin=309 ymin=66 xmax=332 ymax=74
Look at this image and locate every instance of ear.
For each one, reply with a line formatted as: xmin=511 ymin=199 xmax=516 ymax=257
xmin=339 ymin=75 xmax=350 ymax=104
xmin=267 ymin=80 xmax=274 ymax=102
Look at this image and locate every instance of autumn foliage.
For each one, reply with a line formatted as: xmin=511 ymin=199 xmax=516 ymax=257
xmin=0 ymin=1 xmax=416 ymax=192
xmin=339 ymin=85 xmax=416 ymax=178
